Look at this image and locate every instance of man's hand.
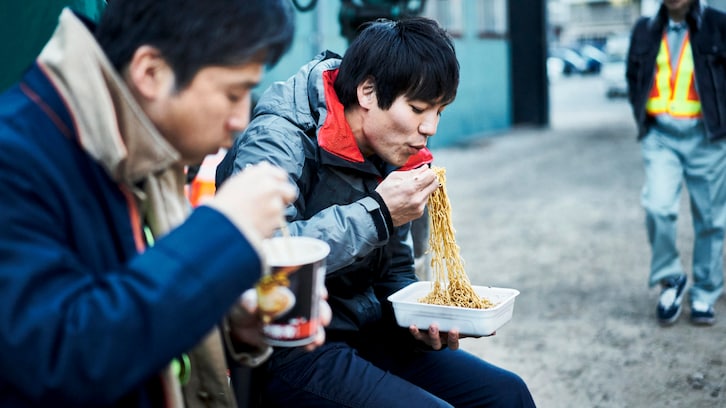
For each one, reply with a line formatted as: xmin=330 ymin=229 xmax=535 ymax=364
xmin=227 ymin=288 xmax=271 ymax=351
xmin=228 ymin=287 xmax=332 ymax=352
xmin=409 ymin=324 xmax=460 ymax=351
xmin=409 ymin=324 xmax=494 ymax=351
xmin=375 ymin=166 xmax=439 ymax=227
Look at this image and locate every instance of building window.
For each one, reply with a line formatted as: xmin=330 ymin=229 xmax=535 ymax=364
xmin=424 ymin=0 xmax=464 ymax=38
xmin=475 ymin=0 xmax=507 ymax=38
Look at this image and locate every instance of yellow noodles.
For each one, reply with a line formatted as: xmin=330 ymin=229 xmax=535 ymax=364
xmin=418 ymin=166 xmax=495 ymax=309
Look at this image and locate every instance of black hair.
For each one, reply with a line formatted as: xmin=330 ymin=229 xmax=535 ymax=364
xmin=95 ymin=0 xmax=294 ymax=90
xmin=334 ymin=17 xmax=459 ymax=110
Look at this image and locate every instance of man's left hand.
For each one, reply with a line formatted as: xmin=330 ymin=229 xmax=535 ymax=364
xmin=409 ymin=324 xmax=459 ymax=351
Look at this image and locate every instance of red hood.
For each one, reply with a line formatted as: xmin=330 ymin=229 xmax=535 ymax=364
xmin=400 ymin=147 xmax=433 ymax=170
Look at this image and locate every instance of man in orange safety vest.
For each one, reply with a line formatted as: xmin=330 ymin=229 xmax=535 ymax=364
xmin=626 ymin=0 xmax=726 ymax=327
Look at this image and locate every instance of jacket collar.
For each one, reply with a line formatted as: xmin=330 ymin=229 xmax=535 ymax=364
xmin=35 ymin=9 xmax=189 ymax=238
xmin=318 ymin=69 xmax=364 ymax=163
xmin=35 ymin=9 xmax=181 ymax=186
xmin=651 ymin=0 xmax=704 ymax=33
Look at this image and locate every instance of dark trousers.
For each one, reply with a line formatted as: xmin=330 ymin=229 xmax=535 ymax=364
xmin=261 ymin=340 xmax=536 ymax=407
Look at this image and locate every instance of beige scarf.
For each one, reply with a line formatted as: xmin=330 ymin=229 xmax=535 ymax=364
xmin=36 ymin=9 xmax=235 ymax=408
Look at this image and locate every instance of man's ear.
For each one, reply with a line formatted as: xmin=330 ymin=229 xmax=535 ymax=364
xmin=356 ymin=77 xmax=377 ymax=110
xmin=126 ymin=45 xmax=174 ymax=101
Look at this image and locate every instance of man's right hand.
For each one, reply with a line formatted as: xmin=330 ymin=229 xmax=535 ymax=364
xmin=375 ymin=166 xmax=439 ymax=227
xmin=207 ymin=161 xmax=297 ymax=239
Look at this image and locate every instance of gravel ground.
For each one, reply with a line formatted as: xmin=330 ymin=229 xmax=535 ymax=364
xmin=428 ymin=76 xmax=726 ymax=408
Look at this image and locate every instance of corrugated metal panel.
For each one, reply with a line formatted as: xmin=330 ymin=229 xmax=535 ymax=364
xmin=0 ymin=1 xmax=106 ymax=92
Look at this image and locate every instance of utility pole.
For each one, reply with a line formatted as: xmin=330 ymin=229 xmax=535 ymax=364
xmin=509 ymin=0 xmax=549 ymax=127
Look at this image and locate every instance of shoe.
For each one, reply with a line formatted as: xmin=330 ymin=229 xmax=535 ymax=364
xmin=690 ymin=301 xmax=716 ymax=326
xmin=656 ymin=274 xmax=687 ymax=325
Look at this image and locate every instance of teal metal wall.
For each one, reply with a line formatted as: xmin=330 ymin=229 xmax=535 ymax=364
xmin=0 ymin=1 xmax=106 ymax=92
xmin=1 ymin=1 xmax=511 ymax=148
xmin=261 ymin=0 xmax=512 ymax=149
xmin=434 ymin=36 xmax=511 ymax=148
xmin=263 ymin=2 xmax=347 ymax=91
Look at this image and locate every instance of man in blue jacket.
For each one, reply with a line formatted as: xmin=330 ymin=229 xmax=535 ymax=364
xmin=626 ymin=0 xmax=726 ymax=326
xmin=217 ymin=17 xmax=536 ymax=407
xmin=0 ymin=0 xmax=321 ymax=406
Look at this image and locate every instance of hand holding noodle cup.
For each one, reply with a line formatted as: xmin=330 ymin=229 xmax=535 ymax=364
xmin=257 ymin=236 xmax=330 ymax=347
xmin=388 ymin=166 xmax=520 ymax=336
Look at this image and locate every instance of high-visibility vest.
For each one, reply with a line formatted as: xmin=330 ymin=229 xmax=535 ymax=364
xmin=186 ymin=150 xmax=226 ymax=208
xmin=646 ymin=31 xmax=702 ymax=118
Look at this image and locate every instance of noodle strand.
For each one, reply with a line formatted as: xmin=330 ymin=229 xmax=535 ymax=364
xmin=419 ymin=166 xmax=495 ymax=309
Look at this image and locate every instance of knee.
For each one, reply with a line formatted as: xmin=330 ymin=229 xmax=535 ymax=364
xmin=503 ymin=371 xmax=531 ymax=393
xmin=492 ymin=372 xmax=535 ymax=407
xmin=641 ymin=191 xmax=679 ymax=218
xmin=643 ymin=205 xmax=677 ymax=222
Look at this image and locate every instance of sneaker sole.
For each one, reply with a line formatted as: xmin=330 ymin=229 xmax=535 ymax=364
xmin=656 ymin=275 xmax=687 ymax=326
xmin=690 ymin=316 xmax=716 ymax=326
xmin=657 ymin=305 xmax=682 ymax=326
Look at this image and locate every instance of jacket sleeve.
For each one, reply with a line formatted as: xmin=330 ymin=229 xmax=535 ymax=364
xmin=625 ymin=19 xmax=640 ymax=107
xmin=219 ymin=117 xmax=387 ymax=274
xmin=0 ymin=138 xmax=263 ymax=404
xmin=374 ymin=222 xmax=418 ymax=298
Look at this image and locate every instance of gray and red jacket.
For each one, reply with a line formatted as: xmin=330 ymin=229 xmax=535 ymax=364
xmin=217 ymin=51 xmax=433 ymax=336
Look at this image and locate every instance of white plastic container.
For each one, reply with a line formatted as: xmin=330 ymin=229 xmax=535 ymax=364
xmin=387 ymin=281 xmax=520 ymax=336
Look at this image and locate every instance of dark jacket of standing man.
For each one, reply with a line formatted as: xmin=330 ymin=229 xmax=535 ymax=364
xmin=626 ymin=0 xmax=726 ymax=327
xmin=627 ymin=0 xmax=726 ymax=140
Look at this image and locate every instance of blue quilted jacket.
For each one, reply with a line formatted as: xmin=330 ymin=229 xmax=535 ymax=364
xmin=0 ymin=64 xmax=261 ymax=407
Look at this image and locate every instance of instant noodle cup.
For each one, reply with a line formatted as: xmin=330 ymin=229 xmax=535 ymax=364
xmin=257 ymin=236 xmax=329 ymax=347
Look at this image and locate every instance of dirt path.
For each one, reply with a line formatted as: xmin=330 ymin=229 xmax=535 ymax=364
xmin=430 ymin=77 xmax=726 ymax=408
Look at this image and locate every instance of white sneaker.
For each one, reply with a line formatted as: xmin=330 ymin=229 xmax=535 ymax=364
xmin=690 ymin=301 xmax=715 ymax=326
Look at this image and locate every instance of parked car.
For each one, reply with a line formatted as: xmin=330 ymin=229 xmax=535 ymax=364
xmin=549 ymin=47 xmax=588 ymax=76
xmin=547 ymin=56 xmax=566 ymax=82
xmin=601 ymin=34 xmax=630 ymax=98
xmin=602 ymin=53 xmax=627 ymax=98
xmin=578 ymin=44 xmax=607 ymax=74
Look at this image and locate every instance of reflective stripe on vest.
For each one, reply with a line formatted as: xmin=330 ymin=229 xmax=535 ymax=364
xmin=646 ymin=32 xmax=702 ymax=118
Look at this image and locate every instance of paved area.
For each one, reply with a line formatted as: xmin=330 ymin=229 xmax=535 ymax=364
xmin=429 ymin=75 xmax=726 ymax=407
